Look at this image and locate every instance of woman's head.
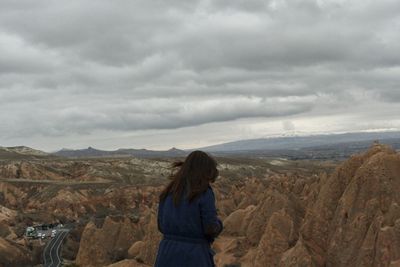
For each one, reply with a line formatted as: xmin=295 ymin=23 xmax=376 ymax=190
xmin=159 ymin=150 xmax=219 ymax=206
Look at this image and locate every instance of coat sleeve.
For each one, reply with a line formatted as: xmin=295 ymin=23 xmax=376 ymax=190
xmin=199 ymin=187 xmax=223 ymax=242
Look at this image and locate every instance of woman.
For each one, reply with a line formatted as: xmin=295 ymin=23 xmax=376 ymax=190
xmin=155 ymin=150 xmax=223 ymax=267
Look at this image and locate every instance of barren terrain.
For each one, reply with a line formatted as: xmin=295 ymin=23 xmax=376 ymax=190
xmin=1 ymin=143 xmax=399 ymax=266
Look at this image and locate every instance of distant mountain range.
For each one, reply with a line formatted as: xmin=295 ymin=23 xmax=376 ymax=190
xmin=53 ymin=146 xmax=187 ymax=158
xmin=198 ymin=131 xmax=400 ymax=152
xmin=1 ymin=131 xmax=399 ymax=160
xmin=0 ymin=146 xmax=49 ymax=159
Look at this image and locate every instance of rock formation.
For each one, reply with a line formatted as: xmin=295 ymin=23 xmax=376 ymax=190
xmin=212 ymin=144 xmax=400 ymax=266
xmin=76 ymin=216 xmax=142 ymax=267
xmin=0 ymin=237 xmax=32 ymax=267
xmin=300 ymin=144 xmax=400 ymax=266
xmin=1 ymin=144 xmax=399 ymax=266
xmin=130 ymin=212 xmax=162 ymax=265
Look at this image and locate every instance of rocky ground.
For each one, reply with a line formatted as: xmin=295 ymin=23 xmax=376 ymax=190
xmin=214 ymin=143 xmax=400 ymax=266
xmin=1 ymin=143 xmax=399 ymax=266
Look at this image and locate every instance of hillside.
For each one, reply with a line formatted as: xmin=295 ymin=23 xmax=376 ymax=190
xmin=0 ymin=146 xmax=49 ymax=160
xmin=0 ymin=144 xmax=399 ymax=266
xmin=220 ymin=142 xmax=400 ymax=266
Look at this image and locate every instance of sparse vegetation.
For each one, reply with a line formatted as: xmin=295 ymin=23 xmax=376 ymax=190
xmin=3 ymin=144 xmax=399 ymax=266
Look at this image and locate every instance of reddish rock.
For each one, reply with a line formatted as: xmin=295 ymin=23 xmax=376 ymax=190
xmin=134 ymin=213 xmax=162 ymax=266
xmin=222 ymin=205 xmax=256 ymax=236
xmin=76 ymin=216 xmax=140 ymax=267
xmin=105 ymin=259 xmax=150 ymax=267
xmin=0 ymin=237 xmax=32 ymax=267
xmin=300 ymin=144 xmax=400 ymax=266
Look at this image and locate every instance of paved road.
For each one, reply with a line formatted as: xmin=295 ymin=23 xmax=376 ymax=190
xmin=43 ymin=229 xmax=69 ymax=267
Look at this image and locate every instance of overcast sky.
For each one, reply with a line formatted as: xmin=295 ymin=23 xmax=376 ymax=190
xmin=1 ymin=0 xmax=400 ymax=151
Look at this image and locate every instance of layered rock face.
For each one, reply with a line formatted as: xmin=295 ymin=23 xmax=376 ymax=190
xmin=216 ymin=172 xmax=313 ymax=266
xmin=76 ymin=209 xmax=161 ymax=267
xmin=298 ymin=144 xmax=400 ymax=266
xmin=0 ymin=205 xmax=33 ymax=267
xmin=2 ymin=144 xmax=399 ymax=267
xmin=129 ymin=213 xmax=162 ymax=265
xmin=214 ymin=144 xmax=400 ymax=267
xmin=0 ymin=237 xmax=32 ymax=267
xmin=76 ymin=215 xmax=146 ymax=267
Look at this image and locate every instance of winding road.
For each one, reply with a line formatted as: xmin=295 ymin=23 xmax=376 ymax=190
xmin=43 ymin=229 xmax=70 ymax=267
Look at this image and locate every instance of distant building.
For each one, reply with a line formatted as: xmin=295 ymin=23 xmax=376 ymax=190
xmin=25 ymin=223 xmax=63 ymax=239
xmin=25 ymin=226 xmax=37 ymax=238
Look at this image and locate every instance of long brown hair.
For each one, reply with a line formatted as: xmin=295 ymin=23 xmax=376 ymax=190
xmin=159 ymin=150 xmax=219 ymax=206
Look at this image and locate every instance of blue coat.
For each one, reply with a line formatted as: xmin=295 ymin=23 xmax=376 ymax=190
xmin=155 ymin=185 xmax=223 ymax=267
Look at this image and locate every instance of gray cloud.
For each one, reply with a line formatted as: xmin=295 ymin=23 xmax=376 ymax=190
xmin=0 ymin=0 xmax=399 ymax=150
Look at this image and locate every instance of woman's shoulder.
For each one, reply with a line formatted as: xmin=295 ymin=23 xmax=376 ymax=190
xmin=204 ymin=185 xmax=214 ymax=194
xmin=199 ymin=185 xmax=215 ymax=201
xmin=207 ymin=185 xmax=215 ymax=194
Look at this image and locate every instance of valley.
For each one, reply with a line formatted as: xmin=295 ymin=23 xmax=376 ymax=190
xmin=0 ymin=142 xmax=399 ymax=266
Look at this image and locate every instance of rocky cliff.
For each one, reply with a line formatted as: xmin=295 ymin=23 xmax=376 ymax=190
xmin=214 ymin=143 xmax=400 ymax=267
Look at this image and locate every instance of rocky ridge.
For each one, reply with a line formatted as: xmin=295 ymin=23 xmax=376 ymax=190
xmin=214 ymin=143 xmax=400 ymax=266
xmin=1 ymin=144 xmax=399 ymax=266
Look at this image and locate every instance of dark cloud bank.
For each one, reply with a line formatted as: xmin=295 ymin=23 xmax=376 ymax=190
xmin=0 ymin=0 xmax=399 ymax=150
